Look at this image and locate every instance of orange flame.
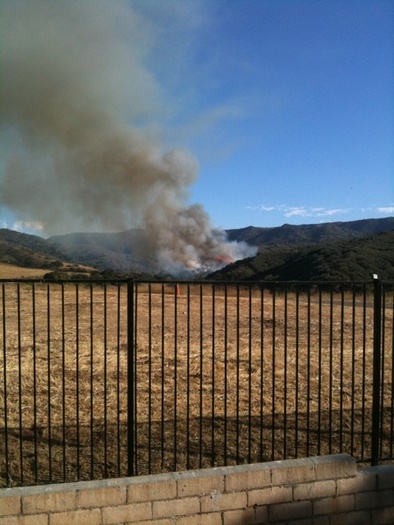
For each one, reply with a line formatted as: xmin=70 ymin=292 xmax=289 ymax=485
xmin=217 ymin=256 xmax=232 ymax=263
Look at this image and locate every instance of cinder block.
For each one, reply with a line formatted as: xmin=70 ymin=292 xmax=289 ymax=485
xmin=102 ymin=501 xmax=152 ymax=524
xmin=128 ymin=479 xmax=176 ymax=503
xmin=152 ymin=497 xmax=199 ymax=518
xmin=372 ymin=506 xmax=394 ymax=525
xmin=271 ymin=457 xmax=315 ymax=486
xmin=330 ymin=510 xmax=371 ymax=525
xmin=248 ymin=486 xmax=292 ymax=507
xmin=269 ymin=500 xmax=312 ymax=522
xmin=201 ymin=490 xmax=247 ymax=513
xmin=177 ymin=512 xmax=223 ymax=525
xmin=130 ymin=520 xmax=173 ymax=525
xmin=0 ymin=494 xmax=20 ymax=516
xmin=356 ymin=488 xmax=394 ymax=510
xmin=76 ymin=486 xmax=126 ymax=508
xmin=311 ymin=454 xmax=357 ymax=481
xmin=23 ymin=490 xmax=76 ymax=514
xmin=337 ymin=470 xmax=377 ymax=494
xmin=375 ymin=464 xmax=394 ymax=490
xmin=225 ymin=465 xmax=270 ymax=492
xmin=313 ymin=494 xmax=354 ymax=515
xmin=49 ymin=508 xmax=101 ymax=525
xmin=0 ymin=517 xmax=18 ymax=525
xmin=254 ymin=505 xmax=269 ymax=524
xmin=19 ymin=515 xmax=48 ymax=525
xmin=276 ymin=518 xmax=329 ymax=525
xmin=223 ymin=507 xmax=256 ymax=525
xmin=178 ymin=474 xmax=224 ymax=497
xmin=294 ymin=480 xmax=336 ymax=501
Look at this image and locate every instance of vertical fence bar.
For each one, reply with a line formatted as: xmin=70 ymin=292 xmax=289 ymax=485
xmin=271 ymin=283 xmax=276 ymax=460
xmin=361 ymin=284 xmax=367 ymax=460
xmin=328 ymin=285 xmax=334 ymax=454
xmin=186 ymin=284 xmax=191 ymax=470
xmin=89 ymin=284 xmax=94 ymax=478
xmin=236 ymin=285 xmax=240 ymax=463
xmin=283 ymin=284 xmax=288 ymax=458
xmin=247 ymin=284 xmax=252 ymax=463
xmin=379 ymin=283 xmax=387 ymax=460
xmin=259 ymin=285 xmax=265 ymax=461
xmin=16 ymin=284 xmax=23 ymax=484
xmin=160 ymin=284 xmax=165 ymax=471
xmin=60 ymin=284 xmax=66 ymax=482
xmin=45 ymin=284 xmax=52 ymax=481
xmin=174 ymin=283 xmax=178 ymax=471
xmin=294 ymin=284 xmax=299 ymax=457
xmin=390 ymin=284 xmax=394 ymax=460
xmin=199 ymin=283 xmax=204 ymax=468
xmin=211 ymin=284 xmax=216 ymax=465
xmin=371 ymin=276 xmax=382 ymax=466
xmin=350 ymin=284 xmax=356 ymax=456
xmin=2 ymin=284 xmax=9 ymax=485
xmin=317 ymin=285 xmax=323 ymax=457
xmin=306 ymin=288 xmax=311 ymax=457
xmin=75 ymin=284 xmax=80 ymax=479
xmin=339 ymin=285 xmax=345 ymax=452
xmin=127 ymin=280 xmax=135 ymax=476
xmin=223 ymin=284 xmax=228 ymax=465
xmin=104 ymin=284 xmax=108 ymax=477
xmin=32 ymin=284 xmax=38 ymax=482
xmin=116 ymin=284 xmax=121 ymax=476
xmin=148 ymin=284 xmax=152 ymax=473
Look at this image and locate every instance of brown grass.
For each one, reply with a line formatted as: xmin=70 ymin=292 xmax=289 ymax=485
xmin=0 ymin=263 xmax=49 ymax=280
xmin=0 ymin=281 xmax=393 ymax=486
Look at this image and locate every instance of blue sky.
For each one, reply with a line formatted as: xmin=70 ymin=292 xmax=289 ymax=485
xmin=1 ymin=0 xmax=393 ymax=235
xmin=175 ymin=0 xmax=394 ymax=229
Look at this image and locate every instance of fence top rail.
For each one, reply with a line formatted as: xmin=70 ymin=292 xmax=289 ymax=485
xmin=0 ymin=278 xmax=392 ymax=286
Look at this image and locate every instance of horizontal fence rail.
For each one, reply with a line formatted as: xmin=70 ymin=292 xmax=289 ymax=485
xmin=0 ymin=279 xmax=393 ymax=487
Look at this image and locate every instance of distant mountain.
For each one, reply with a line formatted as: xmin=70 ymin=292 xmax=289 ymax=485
xmin=1 ymin=217 xmax=394 ymax=280
xmin=208 ymin=229 xmax=394 ymax=282
xmin=226 ymin=217 xmax=394 ymax=246
xmin=48 ymin=229 xmax=149 ymax=272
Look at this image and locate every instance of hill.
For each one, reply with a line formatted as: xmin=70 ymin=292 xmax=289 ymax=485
xmin=226 ymin=217 xmax=394 ymax=246
xmin=48 ymin=229 xmax=150 ymax=273
xmin=208 ymin=229 xmax=394 ymax=281
xmin=47 ymin=217 xmax=394 ymax=273
xmin=1 ymin=217 xmax=393 ymax=280
xmin=0 ymin=228 xmax=65 ymax=270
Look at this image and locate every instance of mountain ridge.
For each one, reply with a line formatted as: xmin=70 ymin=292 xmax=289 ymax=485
xmin=0 ymin=216 xmax=393 ymax=280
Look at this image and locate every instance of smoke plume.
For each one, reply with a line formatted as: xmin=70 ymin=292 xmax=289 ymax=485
xmin=0 ymin=0 xmax=256 ymax=275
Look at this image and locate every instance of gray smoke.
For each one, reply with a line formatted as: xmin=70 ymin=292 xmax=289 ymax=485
xmin=0 ymin=0 xmax=256 ymax=275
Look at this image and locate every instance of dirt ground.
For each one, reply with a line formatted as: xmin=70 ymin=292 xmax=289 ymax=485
xmin=0 ymin=281 xmax=393 ymax=486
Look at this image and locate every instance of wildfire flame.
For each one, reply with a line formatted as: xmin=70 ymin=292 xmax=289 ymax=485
xmin=217 ymin=256 xmax=233 ymax=263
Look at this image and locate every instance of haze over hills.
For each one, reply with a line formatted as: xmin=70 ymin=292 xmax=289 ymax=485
xmin=0 ymin=216 xmax=393 ymax=280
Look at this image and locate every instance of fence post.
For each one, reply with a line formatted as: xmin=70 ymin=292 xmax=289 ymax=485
xmin=371 ymin=275 xmax=382 ymax=466
xmin=127 ymin=279 xmax=135 ymax=476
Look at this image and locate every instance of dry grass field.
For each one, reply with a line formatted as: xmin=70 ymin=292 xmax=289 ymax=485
xmin=0 ymin=263 xmax=49 ymax=280
xmin=0 ymin=281 xmax=393 ymax=487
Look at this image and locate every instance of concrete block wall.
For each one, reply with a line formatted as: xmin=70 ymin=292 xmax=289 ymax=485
xmin=1 ymin=454 xmax=394 ymax=524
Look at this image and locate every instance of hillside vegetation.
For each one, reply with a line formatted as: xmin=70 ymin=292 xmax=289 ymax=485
xmin=209 ymin=229 xmax=394 ymax=281
xmin=0 ymin=228 xmax=64 ymax=270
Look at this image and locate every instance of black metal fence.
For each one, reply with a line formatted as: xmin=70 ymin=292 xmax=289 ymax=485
xmin=0 ymin=279 xmax=393 ymax=487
